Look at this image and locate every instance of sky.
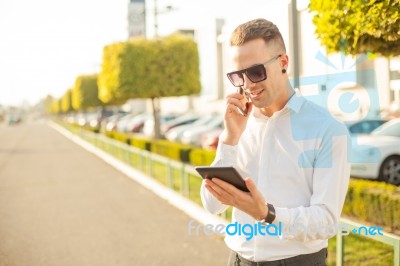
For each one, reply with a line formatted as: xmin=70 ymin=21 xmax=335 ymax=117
xmin=0 ymin=0 xmax=291 ymax=107
xmin=0 ymin=0 xmax=128 ymax=107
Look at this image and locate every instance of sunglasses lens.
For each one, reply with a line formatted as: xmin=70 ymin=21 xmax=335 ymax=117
xmin=227 ymin=64 xmax=267 ymax=87
xmin=246 ymin=65 xmax=266 ymax=83
xmin=228 ymin=72 xmax=244 ymax=87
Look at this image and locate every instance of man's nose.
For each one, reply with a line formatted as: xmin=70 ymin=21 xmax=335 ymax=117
xmin=243 ymin=74 xmax=256 ymax=89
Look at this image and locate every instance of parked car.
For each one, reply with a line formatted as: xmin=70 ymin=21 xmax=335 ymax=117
xmin=126 ymin=113 xmax=154 ymax=133
xmin=76 ymin=113 xmax=89 ymax=127
xmin=160 ymin=113 xmax=202 ymax=135
xmin=116 ymin=113 xmax=151 ymax=133
xmin=164 ymin=114 xmax=217 ymax=143
xmin=8 ymin=115 xmax=22 ymax=125
xmin=181 ymin=115 xmax=224 ymax=146
xmin=346 ymin=118 xmax=389 ymax=135
xmin=141 ymin=113 xmax=179 ymax=137
xmin=102 ymin=113 xmax=128 ymax=132
xmin=350 ymin=118 xmax=400 ymax=185
xmin=200 ymin=128 xmax=223 ymax=150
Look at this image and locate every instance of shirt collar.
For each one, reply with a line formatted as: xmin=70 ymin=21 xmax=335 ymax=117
xmin=286 ymin=89 xmax=306 ymax=113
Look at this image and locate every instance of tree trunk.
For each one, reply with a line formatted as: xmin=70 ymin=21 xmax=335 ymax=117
xmin=151 ymin=97 xmax=162 ymax=139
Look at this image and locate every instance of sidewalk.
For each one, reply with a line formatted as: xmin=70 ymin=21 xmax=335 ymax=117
xmin=0 ymin=121 xmax=230 ymax=266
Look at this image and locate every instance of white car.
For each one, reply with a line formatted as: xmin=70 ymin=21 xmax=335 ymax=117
xmin=164 ymin=114 xmax=216 ymax=142
xmin=180 ymin=115 xmax=224 ymax=146
xmin=350 ymin=118 xmax=400 ymax=186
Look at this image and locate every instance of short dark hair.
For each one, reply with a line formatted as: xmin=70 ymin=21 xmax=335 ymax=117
xmin=230 ymin=18 xmax=286 ymax=53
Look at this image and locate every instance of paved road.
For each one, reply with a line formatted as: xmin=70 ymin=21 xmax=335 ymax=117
xmin=0 ymin=120 xmax=230 ymax=266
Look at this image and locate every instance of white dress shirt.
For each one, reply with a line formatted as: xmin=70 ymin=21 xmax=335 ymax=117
xmin=200 ymin=92 xmax=350 ymax=262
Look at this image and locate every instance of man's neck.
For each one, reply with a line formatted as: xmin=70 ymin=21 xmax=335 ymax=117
xmin=259 ymin=89 xmax=295 ymax=117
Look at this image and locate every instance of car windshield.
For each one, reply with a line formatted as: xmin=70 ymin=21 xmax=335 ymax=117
xmin=346 ymin=119 xmax=387 ymax=134
xmin=371 ymin=119 xmax=400 ymax=137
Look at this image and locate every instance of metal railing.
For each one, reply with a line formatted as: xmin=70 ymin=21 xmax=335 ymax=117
xmin=68 ymin=125 xmax=400 ymax=265
xmin=336 ymin=218 xmax=400 ymax=266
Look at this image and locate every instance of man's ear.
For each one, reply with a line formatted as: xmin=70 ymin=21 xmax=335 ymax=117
xmin=280 ymin=53 xmax=289 ymax=70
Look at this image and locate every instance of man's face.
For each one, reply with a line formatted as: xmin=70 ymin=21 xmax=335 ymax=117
xmin=230 ymin=38 xmax=286 ymax=111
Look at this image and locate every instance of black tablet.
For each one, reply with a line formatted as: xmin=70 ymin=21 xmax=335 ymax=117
xmin=195 ymin=166 xmax=249 ymax=192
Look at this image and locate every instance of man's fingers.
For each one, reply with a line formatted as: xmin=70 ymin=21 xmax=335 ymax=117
xmin=244 ymin=178 xmax=263 ymax=200
xmin=226 ymin=104 xmax=245 ymax=116
xmin=211 ymin=178 xmax=238 ymax=195
xmin=225 ymin=92 xmax=244 ymax=101
xmin=226 ymin=97 xmax=247 ymax=112
xmin=204 ymin=182 xmax=221 ymax=198
xmin=205 ymin=178 xmax=234 ymax=202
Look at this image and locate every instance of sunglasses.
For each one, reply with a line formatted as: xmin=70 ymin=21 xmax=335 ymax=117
xmin=226 ymin=54 xmax=281 ymax=87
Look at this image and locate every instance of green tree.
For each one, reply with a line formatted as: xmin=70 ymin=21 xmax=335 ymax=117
xmin=309 ymin=0 xmax=400 ymax=56
xmin=61 ymin=89 xmax=74 ymax=114
xmin=72 ymin=74 xmax=103 ymax=111
xmin=49 ymin=98 xmax=61 ymax=115
xmin=98 ymin=34 xmax=201 ymax=138
xmin=42 ymin=95 xmax=55 ymax=114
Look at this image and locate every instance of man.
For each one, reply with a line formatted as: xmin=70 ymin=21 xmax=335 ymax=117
xmin=200 ymin=18 xmax=350 ymax=266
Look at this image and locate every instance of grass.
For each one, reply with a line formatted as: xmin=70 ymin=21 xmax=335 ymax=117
xmin=327 ymin=234 xmax=393 ymax=265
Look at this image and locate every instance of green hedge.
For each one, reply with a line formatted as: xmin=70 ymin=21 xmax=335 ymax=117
xmin=108 ymin=131 xmax=131 ymax=144
xmin=106 ymin=133 xmax=215 ymax=165
xmin=344 ymin=178 xmax=400 ymax=232
xmin=188 ymin=148 xmax=217 ymax=166
xmin=129 ymin=136 xmax=152 ymax=151
xmin=150 ymin=140 xmax=192 ymax=162
xmin=60 ymin=121 xmax=98 ymax=134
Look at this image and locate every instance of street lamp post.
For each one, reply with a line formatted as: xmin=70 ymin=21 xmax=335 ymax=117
xmin=150 ymin=0 xmax=175 ymax=139
xmin=154 ymin=0 xmax=158 ymax=37
xmin=290 ymin=0 xmax=300 ymax=90
xmin=153 ymin=0 xmax=173 ymax=38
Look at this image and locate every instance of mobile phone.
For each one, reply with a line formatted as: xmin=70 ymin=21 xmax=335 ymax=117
xmin=238 ymin=87 xmax=250 ymax=116
xmin=195 ymin=166 xmax=249 ymax=192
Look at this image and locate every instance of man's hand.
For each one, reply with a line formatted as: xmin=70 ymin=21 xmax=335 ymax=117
xmin=222 ymin=92 xmax=253 ymax=145
xmin=204 ymin=177 xmax=268 ymax=220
